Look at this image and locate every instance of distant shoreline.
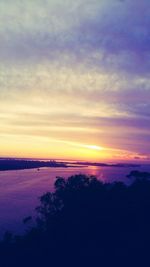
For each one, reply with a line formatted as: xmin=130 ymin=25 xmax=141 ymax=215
xmin=0 ymin=159 xmax=68 ymax=171
xmin=0 ymin=158 xmax=141 ymax=172
xmin=73 ymin=161 xmax=141 ymax=168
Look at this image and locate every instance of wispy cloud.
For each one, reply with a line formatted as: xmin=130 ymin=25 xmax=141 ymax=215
xmin=0 ymin=0 xmax=149 ymax=160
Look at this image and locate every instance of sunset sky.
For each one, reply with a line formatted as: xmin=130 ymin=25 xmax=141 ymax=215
xmin=0 ymin=0 xmax=150 ymax=162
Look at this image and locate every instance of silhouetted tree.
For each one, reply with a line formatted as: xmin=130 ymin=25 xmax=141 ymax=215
xmin=1 ymin=173 xmax=150 ymax=267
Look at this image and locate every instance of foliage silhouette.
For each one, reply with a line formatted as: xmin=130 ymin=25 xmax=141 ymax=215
xmin=1 ymin=173 xmax=150 ymax=266
xmin=127 ymin=170 xmax=150 ymax=180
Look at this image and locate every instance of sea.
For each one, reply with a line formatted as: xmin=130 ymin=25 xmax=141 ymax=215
xmin=0 ymin=164 xmax=150 ymax=238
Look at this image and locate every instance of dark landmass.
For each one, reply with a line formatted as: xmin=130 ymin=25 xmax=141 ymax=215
xmin=0 ymin=159 xmax=67 ymax=171
xmin=0 ymin=158 xmax=141 ymax=171
xmin=73 ymin=161 xmax=141 ymax=168
xmin=1 ymin=173 xmax=150 ymax=266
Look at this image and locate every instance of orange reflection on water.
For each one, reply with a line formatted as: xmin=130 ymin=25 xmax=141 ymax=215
xmin=87 ymin=166 xmax=106 ymax=183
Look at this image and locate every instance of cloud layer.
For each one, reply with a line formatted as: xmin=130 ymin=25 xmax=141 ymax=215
xmin=0 ymin=0 xmax=150 ymax=161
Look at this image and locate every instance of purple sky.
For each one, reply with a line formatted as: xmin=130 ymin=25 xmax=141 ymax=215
xmin=0 ymin=0 xmax=150 ymax=161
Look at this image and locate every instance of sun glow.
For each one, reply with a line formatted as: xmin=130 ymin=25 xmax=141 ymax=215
xmin=62 ymin=141 xmax=104 ymax=151
xmin=81 ymin=144 xmax=104 ymax=151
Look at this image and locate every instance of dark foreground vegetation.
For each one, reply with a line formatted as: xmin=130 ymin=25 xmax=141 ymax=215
xmin=0 ymin=159 xmax=66 ymax=171
xmin=1 ymin=172 xmax=150 ymax=266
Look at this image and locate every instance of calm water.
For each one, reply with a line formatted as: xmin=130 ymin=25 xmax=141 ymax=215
xmin=0 ymin=165 xmax=150 ymax=237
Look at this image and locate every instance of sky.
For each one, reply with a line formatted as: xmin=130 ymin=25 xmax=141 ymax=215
xmin=0 ymin=0 xmax=150 ymax=162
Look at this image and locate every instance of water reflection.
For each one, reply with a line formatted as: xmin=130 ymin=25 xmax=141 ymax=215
xmin=86 ymin=166 xmax=105 ymax=182
xmin=0 ymin=165 xmax=149 ymax=237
